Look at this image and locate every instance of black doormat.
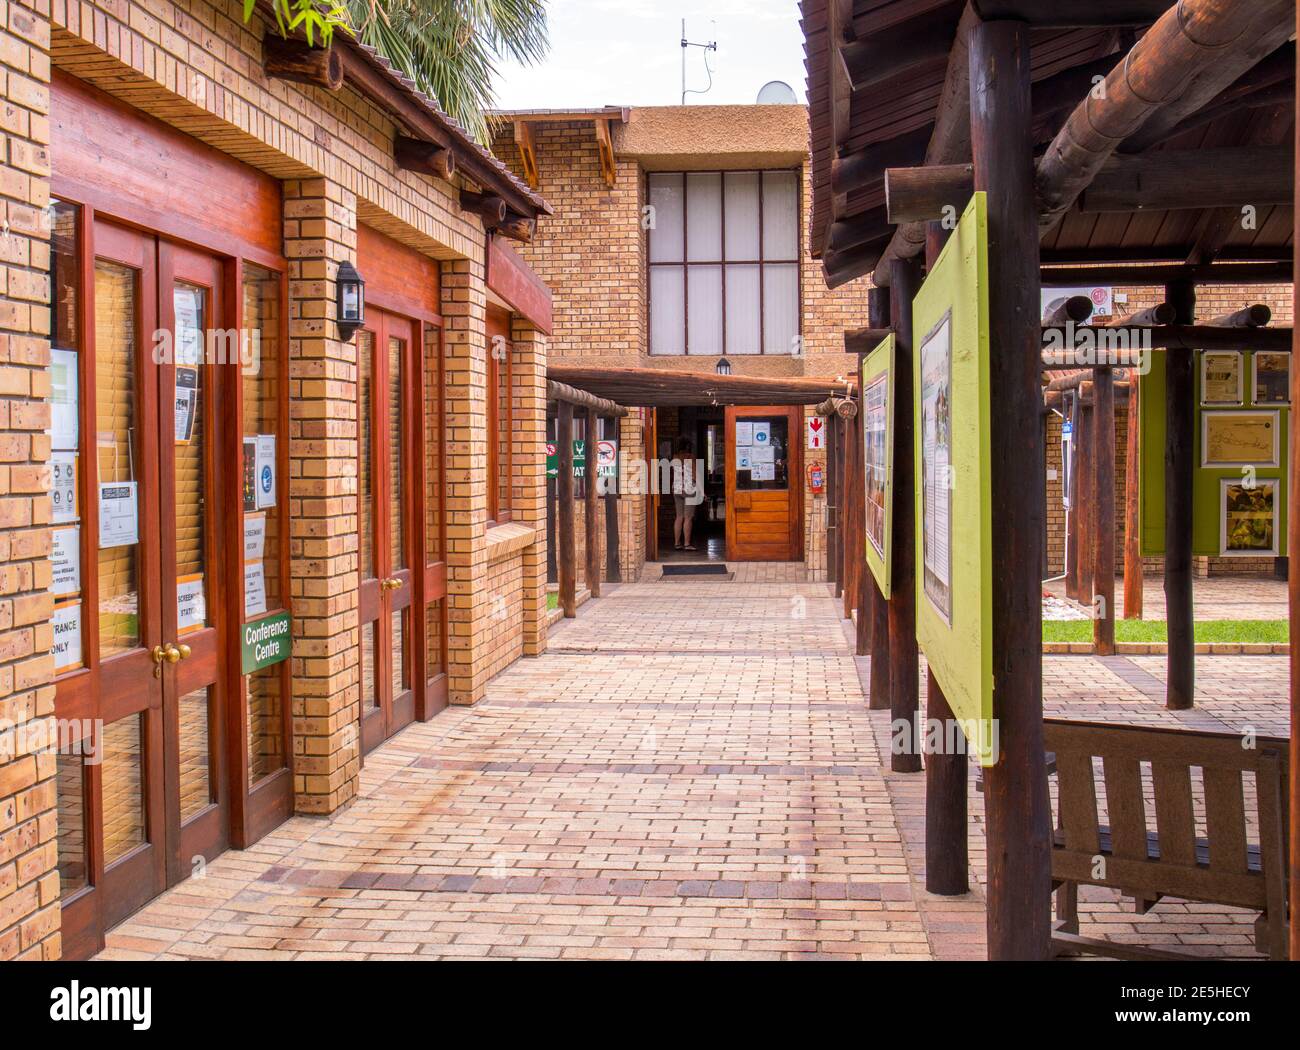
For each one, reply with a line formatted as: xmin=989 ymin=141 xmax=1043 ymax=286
xmin=661 ymin=563 xmax=730 ymax=576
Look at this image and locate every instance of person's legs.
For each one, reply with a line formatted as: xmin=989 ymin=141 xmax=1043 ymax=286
xmin=673 ymin=495 xmax=686 ymax=547
xmin=682 ymin=503 xmax=694 ymax=548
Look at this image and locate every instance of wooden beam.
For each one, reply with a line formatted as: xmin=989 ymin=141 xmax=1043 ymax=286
xmin=844 ymin=326 xmax=893 ymax=355
xmin=971 ymin=0 xmax=1174 ymax=25
xmin=839 ymin=14 xmax=957 ymax=92
xmin=1041 ymin=324 xmax=1294 ymax=355
xmin=831 ymin=125 xmax=934 ymax=197
xmin=513 ymin=120 xmax=539 ymax=188
xmin=1164 ymin=282 xmax=1196 ymax=711
xmin=885 ymin=163 xmax=973 ymax=226
xmin=1123 ymin=372 xmax=1143 ymax=619
xmin=1042 ymin=295 xmax=1095 ymax=325
xmin=263 ymin=35 xmax=344 ymax=91
xmin=824 ymin=234 xmax=893 ymax=289
xmin=547 ymin=380 xmax=628 ymax=417
xmin=557 ymin=402 xmax=576 ymax=618
xmin=1206 ymin=304 xmax=1272 ymax=327
xmin=585 ymin=407 xmax=601 ymax=600
xmin=495 ymin=212 xmax=536 ymax=243
xmin=394 ymin=135 xmax=455 ymax=181
xmin=1093 ymin=369 xmax=1117 ymax=655
xmin=1036 ymin=0 xmax=1296 ymax=233
xmin=888 ymin=257 xmax=922 ymax=774
xmin=971 ymin=18 xmax=1052 ymax=962
xmin=1078 ymin=147 xmax=1294 ymax=213
xmin=594 ymin=118 xmax=616 ymax=188
xmin=827 ymin=207 xmax=892 ymax=254
xmin=460 ymin=191 xmax=507 ymax=226
xmin=1040 ymin=261 xmax=1293 ymax=286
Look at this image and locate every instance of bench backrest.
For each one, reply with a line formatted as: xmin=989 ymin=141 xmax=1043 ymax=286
xmin=1042 ymin=719 xmax=1289 ymax=914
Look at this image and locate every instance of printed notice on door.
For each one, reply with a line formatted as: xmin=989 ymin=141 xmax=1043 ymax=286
xmin=98 ymin=481 xmax=139 ymax=549
xmin=920 ymin=315 xmax=953 ymax=623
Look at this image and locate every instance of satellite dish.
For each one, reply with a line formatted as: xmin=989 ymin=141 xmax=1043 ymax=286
xmin=757 ymin=80 xmax=797 ymax=104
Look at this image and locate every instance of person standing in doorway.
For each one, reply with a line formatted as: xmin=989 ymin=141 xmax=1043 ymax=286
xmin=672 ymin=436 xmax=697 ymax=551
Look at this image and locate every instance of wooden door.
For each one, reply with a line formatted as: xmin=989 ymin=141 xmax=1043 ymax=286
xmin=55 ymin=220 xmax=234 ymax=955
xmin=358 ymin=307 xmax=418 ymax=753
xmin=725 ymin=406 xmax=804 ymax=561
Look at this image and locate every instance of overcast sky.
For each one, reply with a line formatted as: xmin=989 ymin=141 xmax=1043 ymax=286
xmin=492 ymin=0 xmax=807 ymax=110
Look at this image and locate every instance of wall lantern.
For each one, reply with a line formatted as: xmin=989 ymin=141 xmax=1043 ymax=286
xmin=336 ymin=261 xmax=366 ymax=342
xmin=716 ymin=357 xmax=732 ymax=376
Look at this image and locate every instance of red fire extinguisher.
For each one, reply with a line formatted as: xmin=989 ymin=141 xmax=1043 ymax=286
xmin=808 ymin=464 xmax=825 ymax=495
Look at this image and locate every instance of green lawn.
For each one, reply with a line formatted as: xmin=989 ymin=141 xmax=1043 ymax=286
xmin=1042 ymin=619 xmax=1289 ymax=644
xmin=546 ymin=591 xmax=559 ymax=611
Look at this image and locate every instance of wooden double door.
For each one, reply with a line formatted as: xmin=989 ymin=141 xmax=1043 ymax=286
xmin=725 ymin=405 xmax=804 ymax=561
xmin=356 ymin=304 xmax=448 ymax=754
xmin=59 ymin=221 xmax=236 ymax=954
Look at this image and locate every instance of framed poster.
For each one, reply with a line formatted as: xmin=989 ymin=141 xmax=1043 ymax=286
xmin=1220 ymin=479 xmax=1278 ymax=557
xmin=1200 ymin=351 xmax=1242 ymax=406
xmin=911 ymin=193 xmax=995 ymax=767
xmin=1252 ymin=352 xmax=1290 ymax=405
xmin=862 ymin=336 xmax=895 ymax=598
xmin=1201 ymin=409 xmax=1279 ymax=467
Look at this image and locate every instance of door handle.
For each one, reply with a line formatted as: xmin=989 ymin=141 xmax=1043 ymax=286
xmin=163 ymin=644 xmax=182 ymax=664
xmin=382 ymin=577 xmax=402 ymax=591
xmin=177 ymin=643 xmax=192 ymax=660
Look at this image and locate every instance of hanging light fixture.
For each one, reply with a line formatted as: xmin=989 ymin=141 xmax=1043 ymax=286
xmin=336 ymin=261 xmax=366 ymax=342
xmin=716 ymin=357 xmax=732 ymax=376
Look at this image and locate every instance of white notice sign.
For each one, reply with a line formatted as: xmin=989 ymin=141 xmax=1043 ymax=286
xmin=255 ymin=435 xmax=276 ymax=509
xmin=244 ymin=560 xmax=267 ymax=618
xmin=751 ymin=422 xmax=772 ymax=446
xmin=244 ymin=512 xmax=267 ymax=562
xmin=98 ymin=482 xmax=139 ymax=548
xmin=51 ymin=525 xmax=80 ymax=598
xmin=52 ymin=600 xmax=82 ymax=673
xmin=176 ymin=573 xmax=206 ymax=635
xmin=735 ymin=422 xmax=755 ymax=446
xmin=51 ymin=450 xmax=78 ymax=525
xmin=49 ymin=349 xmax=79 ymax=451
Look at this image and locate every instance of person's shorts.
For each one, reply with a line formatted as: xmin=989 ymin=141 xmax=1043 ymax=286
xmin=673 ymin=494 xmax=688 ymax=515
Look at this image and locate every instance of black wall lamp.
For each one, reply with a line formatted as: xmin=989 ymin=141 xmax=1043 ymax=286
xmin=336 ymin=260 xmax=366 ymax=342
xmin=716 ymin=357 xmax=732 ymax=376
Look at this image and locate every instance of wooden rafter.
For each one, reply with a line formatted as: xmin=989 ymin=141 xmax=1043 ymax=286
xmin=514 ymin=120 xmax=539 ymax=188
xmin=594 ymin=118 xmax=616 ymax=187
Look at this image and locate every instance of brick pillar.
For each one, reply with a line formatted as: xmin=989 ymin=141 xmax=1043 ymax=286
xmin=617 ymin=411 xmax=647 ymax=581
xmin=440 ymin=256 xmax=491 ymax=703
xmin=0 ymin=0 xmax=59 ymax=960
xmin=284 ymin=178 xmax=361 ymax=813
xmin=511 ymin=317 xmax=548 ymax=656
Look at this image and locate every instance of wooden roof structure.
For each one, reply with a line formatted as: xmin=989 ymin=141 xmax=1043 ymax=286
xmin=547 ymin=365 xmax=855 ymax=408
xmin=803 ymin=0 xmax=1296 ymax=288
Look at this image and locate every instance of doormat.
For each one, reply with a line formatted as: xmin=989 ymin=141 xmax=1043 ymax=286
xmin=661 ymin=564 xmax=731 ymax=577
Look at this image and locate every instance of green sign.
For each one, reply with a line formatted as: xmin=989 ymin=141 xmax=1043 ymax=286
xmin=545 ymin=440 xmax=587 ymax=478
xmin=1139 ymin=352 xmax=1289 ymax=558
xmin=863 ymin=336 xmax=896 ymax=598
xmin=241 ymin=610 xmax=291 ymax=674
xmin=911 ymin=193 xmax=996 ymax=767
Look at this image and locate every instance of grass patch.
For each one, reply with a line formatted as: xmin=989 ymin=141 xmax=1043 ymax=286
xmin=1042 ymin=619 xmax=1288 ymax=644
xmin=546 ymin=591 xmax=559 ymax=611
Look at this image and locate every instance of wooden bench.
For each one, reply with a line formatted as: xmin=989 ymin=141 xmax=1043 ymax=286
xmin=1043 ymin=718 xmax=1290 ymax=960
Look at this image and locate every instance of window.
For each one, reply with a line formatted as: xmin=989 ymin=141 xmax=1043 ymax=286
xmin=648 ymin=170 xmax=800 ymax=356
xmin=487 ymin=307 xmax=514 ymax=523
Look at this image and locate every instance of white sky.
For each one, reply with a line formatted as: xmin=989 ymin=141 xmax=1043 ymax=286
xmin=492 ymin=0 xmax=807 ymax=110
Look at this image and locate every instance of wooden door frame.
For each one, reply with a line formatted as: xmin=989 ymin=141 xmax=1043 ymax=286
xmin=724 ymin=405 xmax=805 ymax=562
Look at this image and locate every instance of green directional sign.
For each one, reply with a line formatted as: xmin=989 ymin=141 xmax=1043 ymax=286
xmin=545 ymin=441 xmax=587 ymax=478
xmin=241 ymin=610 xmax=291 ymax=674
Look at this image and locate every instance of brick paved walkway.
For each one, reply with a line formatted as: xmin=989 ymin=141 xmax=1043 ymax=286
xmin=98 ymin=564 xmax=931 ymax=960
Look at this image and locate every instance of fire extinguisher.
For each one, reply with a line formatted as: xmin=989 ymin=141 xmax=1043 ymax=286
xmin=808 ymin=464 xmax=825 ymax=496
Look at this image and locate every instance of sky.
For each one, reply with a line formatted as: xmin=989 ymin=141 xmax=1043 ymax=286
xmin=492 ymin=0 xmax=807 ymax=111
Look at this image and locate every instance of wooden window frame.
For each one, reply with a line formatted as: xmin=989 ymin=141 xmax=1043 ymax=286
xmin=646 ymin=169 xmax=804 ymax=356
xmin=487 ymin=307 xmax=514 ymax=525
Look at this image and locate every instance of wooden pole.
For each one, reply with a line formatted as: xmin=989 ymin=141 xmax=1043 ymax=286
xmin=1065 ymin=393 xmax=1080 ymax=600
xmin=1123 ymin=372 xmax=1144 ymax=619
xmin=585 ymin=408 xmax=601 ymax=599
xmin=603 ymin=416 xmax=622 ymax=584
xmin=828 ymin=416 xmax=841 ymax=596
xmin=889 ymin=256 xmax=922 ymax=773
xmin=1077 ymin=395 xmax=1095 ymax=605
xmin=1093 ymin=368 xmax=1117 ymax=654
xmin=557 ymin=403 xmax=576 ymax=618
xmin=843 ymin=391 xmax=860 ymax=624
xmin=1165 ymin=280 xmax=1196 ymax=710
xmin=924 ymin=218 xmax=968 ymax=893
xmin=971 ymin=18 xmax=1052 ymax=961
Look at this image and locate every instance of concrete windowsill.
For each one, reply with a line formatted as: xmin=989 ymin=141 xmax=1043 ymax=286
xmin=486 ymin=522 xmax=536 ymax=562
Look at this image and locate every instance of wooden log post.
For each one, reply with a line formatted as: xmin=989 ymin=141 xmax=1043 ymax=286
xmin=828 ymin=415 xmax=841 ymax=596
xmin=843 ymin=395 xmax=860 ymax=624
xmin=1123 ymin=372 xmax=1143 ymax=618
xmin=1093 ymin=369 xmax=1117 ymax=654
xmin=1289 ymin=15 xmax=1299 ymax=964
xmin=971 ymin=18 xmax=1052 ymax=961
xmin=1077 ymin=394 xmax=1095 ymax=605
xmin=557 ymin=403 xmax=576 ymax=618
xmin=585 ymin=408 xmax=601 ymax=599
xmin=888 ymin=256 xmax=923 ymax=773
xmin=1165 ymin=279 xmax=1196 ymax=711
xmin=263 ymin=35 xmax=345 ymax=91
xmin=924 ymin=218 xmax=968 ymax=893
xmin=394 ymin=136 xmax=456 ymax=181
xmin=855 ymin=389 xmax=874 ymax=658
xmin=603 ymin=417 xmax=622 ymax=584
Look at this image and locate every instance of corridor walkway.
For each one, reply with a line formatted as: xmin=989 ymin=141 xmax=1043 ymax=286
xmin=98 ymin=564 xmax=931 ymax=960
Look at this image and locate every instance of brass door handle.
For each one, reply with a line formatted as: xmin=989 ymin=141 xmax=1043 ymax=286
xmin=163 ymin=644 xmax=182 ymax=664
xmin=382 ymin=577 xmax=402 ymax=591
xmin=177 ymin=643 xmax=192 ymax=660
xmin=152 ymin=645 xmax=166 ymax=665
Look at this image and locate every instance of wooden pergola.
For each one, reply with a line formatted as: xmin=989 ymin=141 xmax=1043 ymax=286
xmin=803 ymin=0 xmax=1298 ymax=960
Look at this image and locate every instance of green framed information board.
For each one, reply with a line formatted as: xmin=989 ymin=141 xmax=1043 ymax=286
xmin=1139 ymin=349 xmax=1289 ymax=558
xmin=911 ymin=193 xmax=996 ymax=767
xmin=863 ymin=335 xmax=896 ymax=598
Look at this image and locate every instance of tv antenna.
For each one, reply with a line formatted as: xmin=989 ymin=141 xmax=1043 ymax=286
xmin=681 ymin=19 xmax=717 ymax=105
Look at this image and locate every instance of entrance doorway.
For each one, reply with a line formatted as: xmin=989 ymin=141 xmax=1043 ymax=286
xmin=725 ymin=405 xmax=804 ymax=561
xmin=55 ymin=220 xmax=242 ymax=955
xmin=654 ymin=406 xmax=727 ymax=560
